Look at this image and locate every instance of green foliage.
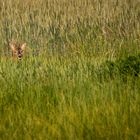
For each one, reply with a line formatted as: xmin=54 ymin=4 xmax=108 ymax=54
xmin=98 ymin=53 xmax=140 ymax=81
xmin=118 ymin=54 xmax=140 ymax=77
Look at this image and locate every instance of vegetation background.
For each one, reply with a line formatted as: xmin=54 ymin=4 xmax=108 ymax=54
xmin=0 ymin=0 xmax=140 ymax=139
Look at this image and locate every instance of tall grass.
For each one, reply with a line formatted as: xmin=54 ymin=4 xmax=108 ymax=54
xmin=0 ymin=0 xmax=140 ymax=139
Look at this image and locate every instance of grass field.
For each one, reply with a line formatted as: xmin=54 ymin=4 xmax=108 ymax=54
xmin=0 ymin=0 xmax=140 ymax=139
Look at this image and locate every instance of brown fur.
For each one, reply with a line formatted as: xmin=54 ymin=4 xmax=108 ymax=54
xmin=9 ymin=42 xmax=27 ymax=60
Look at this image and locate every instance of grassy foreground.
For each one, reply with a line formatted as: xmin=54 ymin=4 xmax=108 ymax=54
xmin=0 ymin=0 xmax=140 ymax=139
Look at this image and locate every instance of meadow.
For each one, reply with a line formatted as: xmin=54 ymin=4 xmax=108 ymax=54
xmin=0 ymin=0 xmax=140 ymax=139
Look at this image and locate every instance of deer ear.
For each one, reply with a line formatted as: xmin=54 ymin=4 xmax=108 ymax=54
xmin=9 ymin=43 xmax=16 ymax=51
xmin=21 ymin=43 xmax=26 ymax=50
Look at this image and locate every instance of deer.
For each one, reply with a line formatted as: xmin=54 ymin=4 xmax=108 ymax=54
xmin=9 ymin=42 xmax=27 ymax=60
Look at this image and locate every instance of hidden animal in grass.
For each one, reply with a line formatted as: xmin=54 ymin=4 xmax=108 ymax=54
xmin=9 ymin=42 xmax=27 ymax=60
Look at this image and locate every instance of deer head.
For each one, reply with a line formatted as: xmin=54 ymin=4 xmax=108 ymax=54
xmin=10 ymin=42 xmax=27 ymax=60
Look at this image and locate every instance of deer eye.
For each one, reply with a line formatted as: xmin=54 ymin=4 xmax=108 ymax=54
xmin=19 ymin=50 xmax=23 ymax=54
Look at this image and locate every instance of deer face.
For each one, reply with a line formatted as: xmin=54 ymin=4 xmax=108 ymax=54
xmin=10 ymin=43 xmax=26 ymax=60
